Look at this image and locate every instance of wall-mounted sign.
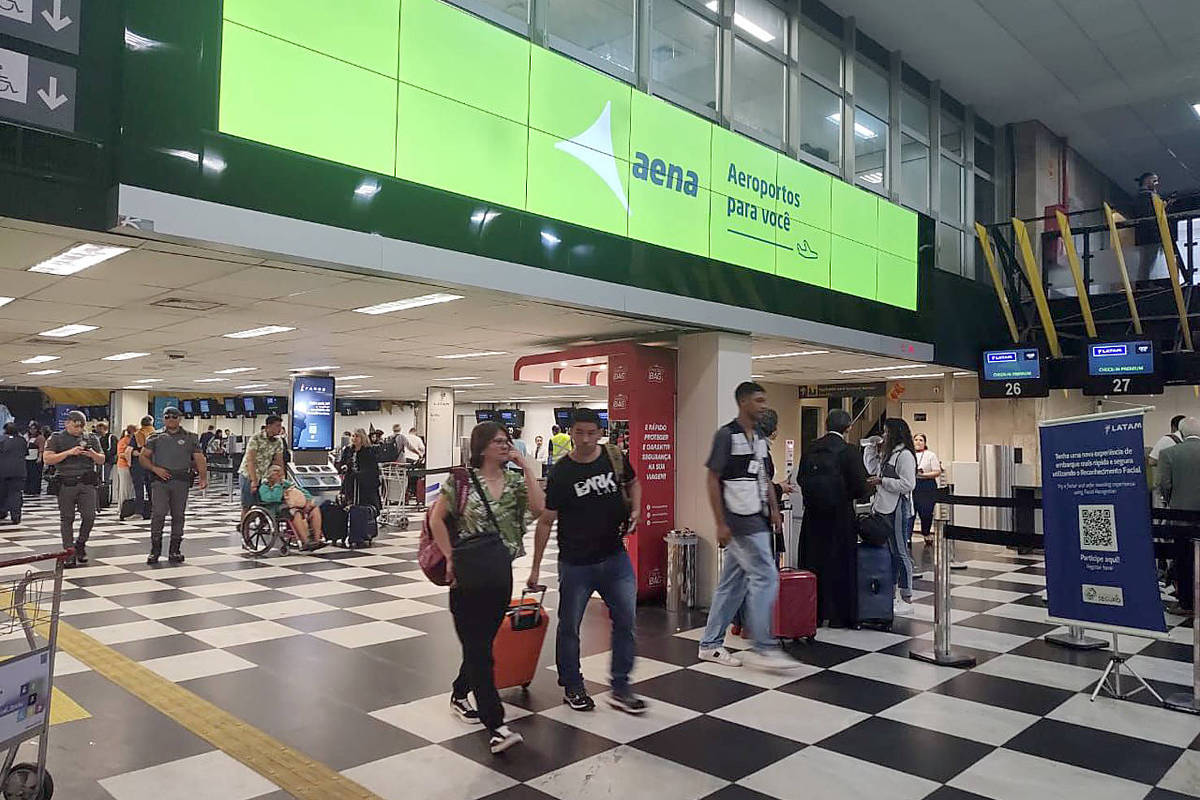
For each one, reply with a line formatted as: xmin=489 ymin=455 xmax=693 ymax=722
xmin=217 ymin=0 xmax=918 ymax=310
xmin=798 ymin=382 xmax=887 ymax=399
xmin=0 ymin=46 xmax=75 ymax=133
xmin=0 ymin=0 xmax=80 ymax=55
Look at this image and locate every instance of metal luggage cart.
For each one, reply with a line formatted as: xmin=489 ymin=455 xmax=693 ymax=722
xmin=378 ymin=462 xmax=411 ymax=529
xmin=0 ymin=549 xmax=73 ymax=799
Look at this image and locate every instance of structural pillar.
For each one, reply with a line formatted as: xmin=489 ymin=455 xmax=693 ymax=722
xmin=111 ymin=390 xmax=149 ymax=435
xmin=675 ymin=332 xmax=753 ymax=601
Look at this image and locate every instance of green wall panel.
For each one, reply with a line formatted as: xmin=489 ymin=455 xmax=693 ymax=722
xmin=877 ymin=200 xmax=918 ymax=260
xmin=527 ymin=129 xmax=629 ymax=237
xmin=877 ymin=251 xmax=918 ymax=310
xmin=528 ymin=47 xmax=631 ymax=159
xmin=776 ymin=222 xmax=830 ymax=288
xmin=830 ymin=234 xmax=877 ymax=300
xmin=831 ymin=179 xmax=879 ymax=249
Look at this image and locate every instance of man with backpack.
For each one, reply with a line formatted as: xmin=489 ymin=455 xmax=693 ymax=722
xmin=796 ymin=409 xmax=870 ymax=628
xmin=528 ymin=407 xmax=645 ymax=715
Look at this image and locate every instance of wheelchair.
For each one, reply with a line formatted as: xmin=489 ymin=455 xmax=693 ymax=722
xmin=240 ymin=503 xmax=303 ymax=556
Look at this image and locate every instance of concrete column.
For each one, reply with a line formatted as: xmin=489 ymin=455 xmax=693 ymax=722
xmin=112 ymin=390 xmax=149 ymax=434
xmin=675 ymin=331 xmax=752 ymax=601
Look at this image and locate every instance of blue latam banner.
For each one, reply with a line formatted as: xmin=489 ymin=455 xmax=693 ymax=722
xmin=1039 ymin=410 xmax=1166 ymax=636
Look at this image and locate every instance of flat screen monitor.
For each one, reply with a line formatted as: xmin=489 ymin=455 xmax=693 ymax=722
xmin=553 ymin=407 xmax=574 ymax=429
xmin=978 ymin=347 xmax=1048 ymax=398
xmin=498 ymin=409 xmax=525 ymax=427
xmin=291 ymin=376 xmax=335 ymax=451
xmin=242 ymin=396 xmax=259 ymax=416
xmin=224 ymin=397 xmax=239 ymax=417
xmin=197 ymin=398 xmax=213 ymax=418
xmin=1084 ymin=340 xmax=1163 ymax=396
xmin=597 ymin=409 xmax=609 ymax=430
xmin=263 ymin=395 xmax=289 ymax=414
xmin=180 ymin=399 xmax=196 ymax=418
xmin=475 ymin=409 xmax=497 ymax=423
xmin=356 ymin=399 xmax=381 ymax=412
xmin=336 ymin=399 xmax=358 ymax=416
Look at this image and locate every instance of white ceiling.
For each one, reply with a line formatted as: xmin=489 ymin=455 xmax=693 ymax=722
xmin=0 ymin=218 xmax=947 ymax=406
xmin=824 ymin=0 xmax=1200 ymax=193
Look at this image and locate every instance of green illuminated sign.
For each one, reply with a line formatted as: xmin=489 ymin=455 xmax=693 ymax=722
xmin=217 ymin=0 xmax=918 ymax=310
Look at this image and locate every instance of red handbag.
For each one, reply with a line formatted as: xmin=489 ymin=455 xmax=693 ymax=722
xmin=418 ymin=467 xmax=469 ymax=585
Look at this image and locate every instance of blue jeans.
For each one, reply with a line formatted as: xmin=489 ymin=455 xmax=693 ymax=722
xmin=885 ymin=505 xmax=915 ymax=601
xmin=700 ymin=530 xmax=779 ymax=652
xmin=240 ymin=474 xmax=255 ymax=508
xmin=556 ymin=550 xmax=637 ymax=694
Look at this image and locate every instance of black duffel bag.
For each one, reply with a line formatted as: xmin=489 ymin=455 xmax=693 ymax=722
xmin=857 ymin=512 xmax=893 ymax=547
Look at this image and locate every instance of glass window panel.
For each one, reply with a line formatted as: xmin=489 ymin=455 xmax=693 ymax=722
xmin=460 ymin=0 xmax=529 ymax=25
xmin=732 ymin=39 xmax=785 ymax=143
xmin=940 ymin=111 xmax=962 ymax=156
xmin=650 ymin=0 xmax=718 ymax=111
xmin=975 ymin=136 xmax=995 ymax=175
xmin=800 ymin=23 xmax=841 ymax=86
xmin=854 ymin=58 xmax=889 ymax=120
xmin=974 ymin=173 xmax=996 ymax=225
xmin=901 ymin=89 xmax=928 ymax=138
xmin=799 ymin=75 xmax=840 ymax=166
xmin=733 ymin=0 xmax=787 ymax=49
xmin=900 ymin=132 xmax=928 ymax=212
xmin=547 ymin=0 xmax=635 ymax=73
xmin=937 ymin=222 xmax=962 ymax=274
xmin=940 ymin=156 xmax=962 ymax=224
xmin=854 ymin=108 xmax=888 ymax=191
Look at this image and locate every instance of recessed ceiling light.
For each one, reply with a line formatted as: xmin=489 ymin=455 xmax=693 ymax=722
xmin=953 ymin=372 xmax=972 ymax=377
xmin=235 ymin=383 xmax=270 ymax=389
xmin=194 ymin=378 xmax=228 ymax=383
xmin=443 ymin=377 xmax=482 ymax=381
xmin=753 ymin=350 xmax=830 ymax=360
xmin=888 ymin=372 xmax=945 ymax=379
xmin=214 ymin=367 xmax=257 ymax=374
xmin=838 ymin=364 xmax=924 ymax=374
xmin=340 ymin=374 xmax=372 ymax=380
xmin=825 ymin=113 xmax=877 ymax=140
xmin=338 ymin=384 xmax=361 ymax=389
xmin=121 ymin=386 xmax=150 ymax=390
xmin=349 ymin=389 xmax=382 ymax=394
xmin=289 ymin=365 xmax=339 ymax=372
xmin=39 ymin=324 xmax=97 ymax=338
xmin=27 ymin=369 xmax=61 ymax=376
xmin=751 ymin=374 xmax=764 ymax=378
xmin=223 ymin=325 xmax=295 ymax=339
xmin=436 ymin=351 xmax=507 ymax=360
xmin=245 ymin=389 xmax=271 ymax=394
xmin=703 ymin=1 xmax=775 ymax=41
xmin=20 ymin=356 xmax=59 ymax=364
xmin=103 ymin=352 xmax=150 ymax=361
xmin=353 ymin=293 xmax=463 ymax=315
xmin=449 ymin=383 xmax=494 ymax=388
xmin=0 ymin=297 xmax=13 ymax=308
xmin=132 ymin=378 xmax=162 ymax=384
xmin=28 ymin=243 xmax=130 ymax=276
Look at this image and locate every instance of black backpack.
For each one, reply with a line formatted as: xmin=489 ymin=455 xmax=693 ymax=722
xmin=798 ymin=441 xmax=846 ymax=512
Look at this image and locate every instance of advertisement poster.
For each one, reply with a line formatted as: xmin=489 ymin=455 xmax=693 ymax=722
xmin=152 ymin=397 xmax=179 ymax=429
xmin=53 ymin=405 xmax=76 ymax=430
xmin=1039 ymin=410 xmax=1166 ymax=637
xmin=291 ymin=376 xmax=335 ymax=451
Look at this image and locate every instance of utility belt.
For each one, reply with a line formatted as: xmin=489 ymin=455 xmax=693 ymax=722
xmin=157 ymin=468 xmax=195 ymax=483
xmin=56 ymin=471 xmax=98 ymax=489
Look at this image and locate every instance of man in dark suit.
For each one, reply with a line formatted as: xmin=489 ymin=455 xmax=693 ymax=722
xmin=1159 ymin=417 xmax=1200 ymax=612
xmin=797 ymin=409 xmax=869 ymax=628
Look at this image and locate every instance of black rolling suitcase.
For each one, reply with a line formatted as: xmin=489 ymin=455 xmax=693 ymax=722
xmin=321 ymin=500 xmax=349 ymax=545
xmin=857 ymin=543 xmax=895 ymax=630
xmin=348 ymin=504 xmax=378 ymax=548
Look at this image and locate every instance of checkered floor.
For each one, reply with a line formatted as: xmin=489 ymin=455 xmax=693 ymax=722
xmin=11 ymin=491 xmax=1200 ymax=799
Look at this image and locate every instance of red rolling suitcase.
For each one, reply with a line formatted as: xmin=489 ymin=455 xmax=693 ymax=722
xmin=773 ymin=568 xmax=818 ymax=642
xmin=493 ymin=585 xmax=549 ymax=690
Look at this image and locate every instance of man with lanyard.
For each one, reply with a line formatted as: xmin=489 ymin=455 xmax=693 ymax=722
xmin=141 ymin=407 xmax=207 ymax=564
xmin=697 ymin=382 xmax=800 ymax=671
xmin=43 ymin=411 xmax=104 ymax=568
xmin=529 ymin=407 xmax=646 ymax=715
xmin=239 ymin=415 xmax=285 ymax=510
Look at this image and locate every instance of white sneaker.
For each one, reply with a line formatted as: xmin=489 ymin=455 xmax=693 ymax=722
xmin=698 ymin=647 xmax=742 ymax=667
xmin=894 ymin=599 xmax=915 ymax=616
xmin=489 ymin=725 xmax=523 ymax=754
xmin=742 ymin=648 xmax=805 ymax=672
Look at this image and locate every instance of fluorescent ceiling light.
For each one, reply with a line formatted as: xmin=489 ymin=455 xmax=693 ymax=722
xmin=0 ymin=297 xmax=14 ymax=308
xmin=889 ymin=372 xmax=945 ymax=379
xmin=121 ymin=386 xmax=150 ymax=390
xmin=29 ymin=243 xmax=130 ymax=276
xmin=859 ymin=171 xmax=884 ymax=185
xmin=349 ymin=389 xmax=382 ymax=394
xmin=194 ymin=378 xmax=228 ymax=383
xmin=289 ymin=365 xmax=339 ymax=372
xmin=20 ymin=356 xmax=59 ymax=364
xmin=954 ymin=372 xmax=972 ymax=377
xmin=443 ymin=376 xmax=482 ymax=381
xmin=132 ymin=378 xmax=162 ymax=384
xmin=341 ymin=374 xmax=373 ymax=380
xmin=235 ymin=383 xmax=269 ymax=389
xmin=354 ymin=179 xmax=381 ymax=198
xmin=704 ymin=1 xmax=775 ymax=41
xmin=450 ymin=383 xmax=494 ymax=388
xmin=223 ymin=325 xmax=294 ymax=339
xmin=214 ymin=367 xmax=257 ymax=374
xmin=826 ymin=113 xmax=877 ymax=140
xmin=838 ymin=364 xmax=924 ymax=374
xmin=27 ymin=369 xmax=61 ymax=376
xmin=436 ymin=351 xmax=507 ymax=360
xmin=751 ymin=374 xmax=764 ymax=378
xmin=338 ymin=384 xmax=361 ymax=389
xmin=245 ymin=390 xmax=271 ymax=394
xmin=753 ymin=350 xmax=830 ymax=360
xmin=540 ymin=231 xmax=561 ymax=246
xmin=103 ymin=352 xmax=150 ymax=361
xmin=39 ymin=324 xmax=97 ymax=338
xmin=353 ymin=293 xmax=463 ymax=315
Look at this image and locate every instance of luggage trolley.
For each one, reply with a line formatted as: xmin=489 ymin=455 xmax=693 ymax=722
xmin=378 ymin=462 xmax=411 ymax=529
xmin=0 ymin=549 xmax=73 ymax=799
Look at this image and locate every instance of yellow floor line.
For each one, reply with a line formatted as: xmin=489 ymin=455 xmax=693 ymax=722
xmin=49 ymin=687 xmax=89 ymax=726
xmin=55 ymin=623 xmax=384 ymax=800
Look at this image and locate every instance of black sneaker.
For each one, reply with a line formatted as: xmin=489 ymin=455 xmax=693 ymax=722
xmin=63 ymin=556 xmax=78 ymax=569
xmin=146 ymin=553 xmax=160 ymax=565
xmin=488 ymin=725 xmax=523 ymax=755
xmin=563 ymin=689 xmax=595 ymax=712
xmin=450 ymin=695 xmax=481 ymax=724
xmin=74 ymin=545 xmax=88 ymax=565
xmin=608 ymin=691 xmax=647 ymax=715
xmin=167 ymin=551 xmax=185 ymax=564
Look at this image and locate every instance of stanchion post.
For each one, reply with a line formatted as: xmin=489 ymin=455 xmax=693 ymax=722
xmin=1166 ymin=537 xmax=1200 ymax=714
xmin=910 ymin=522 xmax=976 ymax=668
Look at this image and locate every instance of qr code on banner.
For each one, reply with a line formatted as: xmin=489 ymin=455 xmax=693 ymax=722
xmin=1078 ymin=504 xmax=1118 ymax=552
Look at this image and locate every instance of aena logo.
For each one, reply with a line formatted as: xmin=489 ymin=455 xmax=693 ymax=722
xmin=632 ymin=153 xmax=698 ymax=197
xmin=555 ymin=101 xmax=629 ymax=213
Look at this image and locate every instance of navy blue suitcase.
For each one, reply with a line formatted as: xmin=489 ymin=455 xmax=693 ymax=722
xmin=347 ymin=504 xmax=378 ymax=548
xmin=857 ymin=543 xmax=894 ymax=629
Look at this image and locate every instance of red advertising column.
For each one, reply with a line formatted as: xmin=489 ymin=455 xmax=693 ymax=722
xmin=608 ymin=346 xmax=676 ymax=601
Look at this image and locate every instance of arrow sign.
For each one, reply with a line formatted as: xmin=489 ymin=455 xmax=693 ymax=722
xmin=40 ymin=0 xmax=70 ymax=31
xmin=0 ymin=46 xmax=75 ymax=132
xmin=36 ymin=75 xmax=66 ymax=109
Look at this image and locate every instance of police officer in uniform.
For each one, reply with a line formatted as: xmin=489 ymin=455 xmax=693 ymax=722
xmin=43 ymin=410 xmax=104 ymax=568
xmin=140 ymin=407 xmax=207 ymax=564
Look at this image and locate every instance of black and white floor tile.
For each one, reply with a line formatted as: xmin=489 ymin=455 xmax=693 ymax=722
xmin=8 ymin=492 xmax=1200 ymax=799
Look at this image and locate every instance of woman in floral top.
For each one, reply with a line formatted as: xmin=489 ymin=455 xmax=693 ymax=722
xmin=428 ymin=421 xmax=545 ymax=755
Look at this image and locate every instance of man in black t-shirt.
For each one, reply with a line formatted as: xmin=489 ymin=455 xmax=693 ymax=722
xmin=529 ymin=407 xmax=645 ymax=715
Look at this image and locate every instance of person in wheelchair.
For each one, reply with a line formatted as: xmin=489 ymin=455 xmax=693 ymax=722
xmin=258 ymin=466 xmax=327 ymax=552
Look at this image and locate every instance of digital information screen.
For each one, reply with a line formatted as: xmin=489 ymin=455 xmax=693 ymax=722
xmin=1084 ymin=340 xmax=1162 ymax=396
xmin=291 ymin=376 xmax=335 ymax=451
xmin=218 ymin=0 xmax=919 ymax=310
xmin=242 ymin=396 xmax=258 ymax=415
xmin=979 ymin=347 xmax=1048 ymax=398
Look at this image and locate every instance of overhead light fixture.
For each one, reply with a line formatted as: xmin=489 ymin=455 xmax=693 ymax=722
xmin=449 ymin=383 xmax=494 ymax=388
xmin=289 ymin=365 xmax=339 ymax=372
xmin=338 ymin=384 xmax=361 ymax=389
xmin=39 ymin=324 xmax=97 ymax=338
xmin=214 ymin=367 xmax=257 ymax=374
xmin=341 ymin=374 xmax=373 ymax=380
xmin=859 ymin=171 xmax=884 ymax=185
xmin=436 ymin=351 xmax=507 ymax=360
xmin=704 ymin=1 xmax=775 ymax=41
xmin=826 ymin=113 xmax=877 ymax=140
xmin=753 ymin=350 xmax=830 ymax=360
xmin=354 ymin=179 xmax=381 ymax=199
xmin=103 ymin=352 xmax=150 ymax=361
xmin=223 ymin=325 xmax=295 ymax=339
xmin=132 ymin=378 xmax=162 ymax=384
xmin=194 ymin=378 xmax=228 ymax=383
xmin=349 ymin=389 xmax=382 ymax=394
xmin=28 ymin=244 xmax=130 ymax=276
xmin=353 ymin=293 xmax=463 ymax=315
xmin=888 ymin=372 xmax=946 ymax=379
xmin=953 ymin=372 xmax=972 ymax=377
xmin=838 ymin=364 xmax=924 ymax=374
xmin=0 ymin=297 xmax=14 ymax=308
xmin=121 ymin=385 xmax=151 ymax=390
xmin=443 ymin=376 xmax=482 ymax=381
xmin=540 ymin=231 xmax=561 ymax=246
xmin=20 ymin=356 xmax=59 ymax=364
xmin=750 ymin=374 xmax=764 ymax=378
xmin=235 ymin=383 xmax=270 ymax=389
xmin=27 ymin=369 xmax=61 ymax=376
xmin=244 ymin=389 xmax=271 ymax=394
